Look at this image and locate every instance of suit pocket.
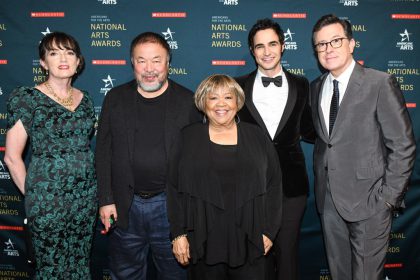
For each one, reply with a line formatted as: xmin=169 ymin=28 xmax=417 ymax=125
xmin=356 ymin=164 xmax=384 ymax=179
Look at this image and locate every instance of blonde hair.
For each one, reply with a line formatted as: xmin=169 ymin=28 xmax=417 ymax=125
xmin=194 ymin=74 xmax=245 ymax=113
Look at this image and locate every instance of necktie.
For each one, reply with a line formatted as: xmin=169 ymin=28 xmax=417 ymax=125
xmin=261 ymin=76 xmax=282 ymax=87
xmin=329 ymin=79 xmax=339 ymax=136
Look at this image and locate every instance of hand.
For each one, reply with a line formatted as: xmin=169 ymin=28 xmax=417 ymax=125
xmin=172 ymin=236 xmax=190 ymax=265
xmin=262 ymin=234 xmax=273 ymax=255
xmin=99 ymin=204 xmax=118 ymax=233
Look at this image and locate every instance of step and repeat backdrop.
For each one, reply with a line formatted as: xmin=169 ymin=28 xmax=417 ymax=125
xmin=0 ymin=0 xmax=419 ymax=279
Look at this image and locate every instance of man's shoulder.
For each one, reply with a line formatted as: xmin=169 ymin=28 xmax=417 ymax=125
xmin=310 ymin=72 xmax=328 ymax=87
xmin=235 ymin=70 xmax=257 ymax=85
xmin=361 ymin=66 xmax=390 ymax=80
xmin=106 ymin=80 xmax=136 ymax=99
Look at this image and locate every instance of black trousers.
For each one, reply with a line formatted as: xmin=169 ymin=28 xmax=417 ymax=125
xmin=266 ymin=195 xmax=307 ymax=280
xmin=188 ymin=257 xmax=266 ymax=280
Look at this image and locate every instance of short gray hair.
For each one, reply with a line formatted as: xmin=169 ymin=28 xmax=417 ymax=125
xmin=194 ymin=74 xmax=245 ymax=113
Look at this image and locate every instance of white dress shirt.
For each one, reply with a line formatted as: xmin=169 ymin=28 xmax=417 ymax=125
xmin=320 ymin=59 xmax=356 ymax=135
xmin=253 ymin=69 xmax=289 ymax=139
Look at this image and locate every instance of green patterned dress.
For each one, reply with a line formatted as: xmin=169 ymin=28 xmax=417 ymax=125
xmin=7 ymin=87 xmax=97 ymax=279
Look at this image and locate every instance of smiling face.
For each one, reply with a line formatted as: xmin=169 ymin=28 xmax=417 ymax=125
xmin=131 ymin=42 xmax=169 ymax=95
xmin=205 ymin=87 xmax=238 ymax=128
xmin=252 ymin=28 xmax=284 ymax=77
xmin=40 ymin=42 xmax=80 ymax=80
xmin=314 ymin=23 xmax=355 ymax=77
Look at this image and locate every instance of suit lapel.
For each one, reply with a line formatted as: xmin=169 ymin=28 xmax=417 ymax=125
xmin=124 ymin=80 xmax=139 ymax=165
xmin=329 ymin=63 xmax=364 ymax=139
xmin=243 ymin=71 xmax=271 ymax=136
xmin=273 ymin=70 xmax=296 ymax=139
xmin=164 ymin=80 xmax=177 ymax=157
xmin=315 ymin=75 xmax=329 ymax=141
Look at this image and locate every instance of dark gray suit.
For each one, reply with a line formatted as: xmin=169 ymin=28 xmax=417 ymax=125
xmin=310 ymin=63 xmax=415 ymax=279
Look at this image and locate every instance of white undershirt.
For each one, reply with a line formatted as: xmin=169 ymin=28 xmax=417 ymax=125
xmin=253 ymin=68 xmax=289 ymax=139
xmin=320 ymin=59 xmax=356 ymax=135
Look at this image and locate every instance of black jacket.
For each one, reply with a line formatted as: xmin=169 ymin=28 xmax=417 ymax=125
xmin=167 ymin=122 xmax=282 ymax=263
xmin=235 ymin=70 xmax=315 ymax=197
xmin=95 ymin=79 xmax=201 ymax=229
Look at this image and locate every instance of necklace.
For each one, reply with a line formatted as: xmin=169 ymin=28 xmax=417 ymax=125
xmin=44 ymin=81 xmax=74 ymax=109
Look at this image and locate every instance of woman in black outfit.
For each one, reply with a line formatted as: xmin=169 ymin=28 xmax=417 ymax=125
xmin=167 ymin=74 xmax=282 ymax=279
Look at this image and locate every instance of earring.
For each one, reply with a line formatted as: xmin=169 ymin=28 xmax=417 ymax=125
xmin=202 ymin=115 xmax=207 ymax=124
xmin=235 ymin=115 xmax=240 ymax=124
xmin=75 ymin=70 xmax=78 ymax=74
xmin=45 ymin=70 xmax=49 ymax=76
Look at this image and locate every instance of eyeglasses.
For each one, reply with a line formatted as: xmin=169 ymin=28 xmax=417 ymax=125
xmin=314 ymin=37 xmax=348 ymax=52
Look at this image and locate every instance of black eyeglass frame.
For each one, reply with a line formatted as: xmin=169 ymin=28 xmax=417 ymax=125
xmin=314 ymin=37 xmax=349 ymax=52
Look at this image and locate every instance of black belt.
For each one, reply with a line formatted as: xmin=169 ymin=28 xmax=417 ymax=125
xmin=135 ymin=191 xmax=163 ymax=199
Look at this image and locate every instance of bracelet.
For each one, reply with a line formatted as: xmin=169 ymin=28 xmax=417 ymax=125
xmin=171 ymin=234 xmax=187 ymax=244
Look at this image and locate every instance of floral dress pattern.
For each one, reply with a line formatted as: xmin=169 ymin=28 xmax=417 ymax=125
xmin=7 ymin=87 xmax=97 ymax=279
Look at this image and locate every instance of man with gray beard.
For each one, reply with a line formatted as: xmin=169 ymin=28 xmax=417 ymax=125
xmin=96 ymin=32 xmax=200 ymax=279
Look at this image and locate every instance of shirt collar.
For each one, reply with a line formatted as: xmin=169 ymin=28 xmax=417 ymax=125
xmin=328 ymin=59 xmax=356 ymax=85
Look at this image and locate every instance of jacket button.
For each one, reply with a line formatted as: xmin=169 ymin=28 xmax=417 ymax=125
xmin=273 ymin=142 xmax=278 ymax=146
xmin=324 ymin=166 xmax=328 ymax=171
xmin=328 ymin=144 xmax=332 ymax=148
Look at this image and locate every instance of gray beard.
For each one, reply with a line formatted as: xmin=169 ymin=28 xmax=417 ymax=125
xmin=137 ymin=79 xmax=165 ymax=92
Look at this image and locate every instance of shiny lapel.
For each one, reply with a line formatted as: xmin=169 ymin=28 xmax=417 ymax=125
xmin=273 ymin=70 xmax=296 ymax=139
xmin=242 ymin=70 xmax=270 ymax=136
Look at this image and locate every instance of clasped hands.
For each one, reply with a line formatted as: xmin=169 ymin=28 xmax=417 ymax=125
xmin=172 ymin=234 xmax=273 ymax=265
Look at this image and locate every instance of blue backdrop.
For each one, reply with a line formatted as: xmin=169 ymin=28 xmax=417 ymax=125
xmin=0 ymin=1 xmax=419 ymax=279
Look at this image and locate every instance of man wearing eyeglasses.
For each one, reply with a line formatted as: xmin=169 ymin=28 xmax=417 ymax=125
xmin=310 ymin=14 xmax=415 ymax=280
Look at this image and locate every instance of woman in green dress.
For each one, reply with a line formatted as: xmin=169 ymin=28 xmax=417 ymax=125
xmin=4 ymin=32 xmax=97 ymax=279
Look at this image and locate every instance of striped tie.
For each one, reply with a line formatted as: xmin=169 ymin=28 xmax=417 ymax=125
xmin=329 ymin=79 xmax=339 ymax=136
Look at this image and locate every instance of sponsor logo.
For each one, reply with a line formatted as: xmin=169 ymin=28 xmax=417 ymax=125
xmin=162 ymin=28 xmax=178 ymax=50
xmin=0 ymin=60 xmax=7 ymax=64
xmin=100 ymin=75 xmax=115 ymax=96
xmin=273 ymin=13 xmax=306 ymax=19
xmin=396 ymin=29 xmax=414 ymax=50
xmin=0 ymin=226 xmax=23 ymax=231
xmin=152 ymin=12 xmax=187 ymax=18
xmin=0 ymin=24 xmax=6 ymax=31
xmin=92 ymin=60 xmax=126 ymax=65
xmin=219 ymin=0 xmax=239 ymax=5
xmin=3 ymin=239 xmax=19 ymax=257
xmin=0 ymin=87 xmax=3 ymax=95
xmin=212 ymin=60 xmax=245 ymax=66
xmin=339 ymin=0 xmax=358 ymax=6
xmin=391 ymin=14 xmax=420 ymax=19
xmin=31 ymin=12 xmax=65 ymax=18
xmin=284 ymin=28 xmax=298 ymax=50
xmin=0 ymin=160 xmax=10 ymax=180
xmin=41 ymin=27 xmax=52 ymax=36
xmin=384 ymin=263 xmax=403 ymax=268
xmin=97 ymin=0 xmax=117 ymax=4
xmin=406 ymin=103 xmax=416 ymax=108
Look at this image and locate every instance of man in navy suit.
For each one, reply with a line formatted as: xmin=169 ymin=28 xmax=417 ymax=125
xmin=236 ymin=18 xmax=315 ymax=280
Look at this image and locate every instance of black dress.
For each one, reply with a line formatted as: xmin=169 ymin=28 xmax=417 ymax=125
xmin=167 ymin=122 xmax=283 ymax=267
